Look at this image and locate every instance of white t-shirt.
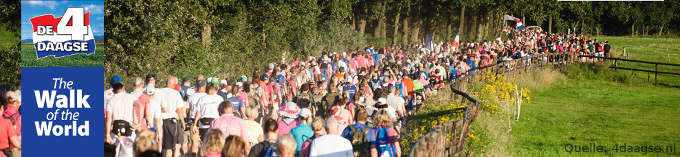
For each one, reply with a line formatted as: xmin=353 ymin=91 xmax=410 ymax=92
xmin=386 ymin=94 xmax=405 ymax=114
xmin=147 ymin=97 xmax=162 ymax=128
xmin=197 ymin=94 xmax=224 ymax=119
xmin=309 ymin=134 xmax=353 ymax=157
xmin=104 ymin=88 xmax=114 ymax=110
xmin=384 ymin=107 xmax=398 ymax=120
xmin=106 ymin=93 xmax=137 ymax=123
xmin=187 ymin=92 xmax=207 ymax=119
xmin=156 ymin=88 xmax=184 ymax=119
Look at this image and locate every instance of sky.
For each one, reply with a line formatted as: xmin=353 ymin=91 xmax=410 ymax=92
xmin=21 ymin=0 xmax=104 ymax=40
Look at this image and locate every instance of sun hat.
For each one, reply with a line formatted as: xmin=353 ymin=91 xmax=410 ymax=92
xmin=220 ymin=79 xmax=228 ymax=86
xmin=279 ymin=102 xmax=300 ymax=118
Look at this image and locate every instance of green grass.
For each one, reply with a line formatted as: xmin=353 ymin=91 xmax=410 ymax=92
xmin=21 ymin=43 xmax=105 ymax=67
xmin=594 ymin=36 xmax=680 ymax=85
xmin=510 ymin=74 xmax=680 ymax=156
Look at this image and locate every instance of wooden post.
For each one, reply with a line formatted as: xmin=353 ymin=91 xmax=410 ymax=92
xmin=614 ymin=60 xmax=617 ymax=71
xmin=655 ymin=64 xmax=658 ymax=85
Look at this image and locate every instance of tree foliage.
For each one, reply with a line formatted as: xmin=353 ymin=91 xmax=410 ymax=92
xmin=0 ymin=0 xmax=20 ymax=90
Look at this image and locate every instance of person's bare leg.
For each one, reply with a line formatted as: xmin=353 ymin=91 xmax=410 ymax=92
xmin=164 ymin=149 xmax=173 ymax=157
xmin=190 ymin=139 xmax=198 ymax=154
xmin=174 ymin=144 xmax=181 ymax=157
xmin=181 ymin=136 xmax=188 ymax=156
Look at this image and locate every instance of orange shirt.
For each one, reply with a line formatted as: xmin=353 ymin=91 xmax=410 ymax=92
xmin=402 ymin=78 xmax=415 ymax=98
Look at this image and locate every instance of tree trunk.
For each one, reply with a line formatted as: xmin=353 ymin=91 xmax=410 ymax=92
xmin=596 ymin=23 xmax=600 ymax=36
xmin=402 ymin=5 xmax=410 ymax=46
xmin=658 ymin=24 xmax=664 ymax=36
xmin=381 ymin=4 xmax=387 ymax=40
xmin=393 ymin=7 xmax=401 ymax=45
xmin=374 ymin=20 xmax=382 ymax=37
xmin=374 ymin=3 xmax=385 ymax=38
xmin=476 ymin=13 xmax=485 ymax=41
xmin=402 ymin=18 xmax=410 ymax=46
xmin=631 ymin=24 xmax=635 ymax=36
xmin=580 ymin=19 xmax=584 ymax=35
xmin=548 ymin=15 xmax=552 ymax=34
xmin=458 ymin=6 xmax=465 ymax=41
xmin=352 ymin=16 xmax=356 ymax=31
xmin=644 ymin=25 xmax=649 ymax=36
xmin=471 ymin=13 xmax=479 ymax=41
xmin=483 ymin=12 xmax=491 ymax=40
xmin=359 ymin=8 xmax=368 ymax=35
xmin=521 ymin=11 xmax=525 ymax=25
xmin=446 ymin=22 xmax=452 ymax=40
xmin=411 ymin=21 xmax=420 ymax=45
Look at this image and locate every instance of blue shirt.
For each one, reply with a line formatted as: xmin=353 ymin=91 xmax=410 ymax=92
xmin=371 ymin=53 xmax=381 ymax=65
xmin=341 ymin=123 xmax=367 ymax=141
xmin=395 ymin=83 xmax=404 ymax=97
xmin=290 ymin=124 xmax=314 ymax=151
xmin=344 ymin=85 xmax=357 ymax=103
xmin=228 ymin=97 xmax=244 ymax=112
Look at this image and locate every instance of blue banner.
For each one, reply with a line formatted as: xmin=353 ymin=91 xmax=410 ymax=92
xmin=21 ymin=67 xmax=103 ymax=156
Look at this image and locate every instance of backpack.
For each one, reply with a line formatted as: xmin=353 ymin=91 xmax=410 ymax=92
xmin=264 ymin=141 xmax=280 ymax=157
xmin=373 ymin=126 xmax=397 ymax=157
xmin=349 ymin=125 xmax=370 ymax=157
xmin=294 ymin=93 xmax=311 ymax=108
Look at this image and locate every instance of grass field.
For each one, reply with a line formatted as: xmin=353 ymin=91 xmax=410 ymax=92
xmin=21 ymin=43 xmax=105 ymax=67
xmin=594 ymin=36 xmax=680 ymax=85
xmin=453 ymin=36 xmax=680 ymax=156
xmin=509 ymin=67 xmax=680 ymax=156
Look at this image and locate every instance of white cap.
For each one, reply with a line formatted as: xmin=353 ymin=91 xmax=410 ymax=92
xmin=220 ymin=79 xmax=228 ymax=85
xmin=144 ymin=84 xmax=156 ymax=95
xmin=299 ymin=108 xmax=312 ymax=118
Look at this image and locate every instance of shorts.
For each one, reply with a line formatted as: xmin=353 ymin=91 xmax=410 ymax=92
xmin=162 ymin=118 xmax=181 ymax=150
xmin=198 ymin=128 xmax=209 ymax=141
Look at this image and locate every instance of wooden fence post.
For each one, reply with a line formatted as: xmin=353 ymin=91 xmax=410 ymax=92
xmin=655 ymin=64 xmax=658 ymax=85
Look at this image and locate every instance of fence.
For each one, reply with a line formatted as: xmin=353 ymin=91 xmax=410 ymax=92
xmin=579 ymin=55 xmax=680 ymax=85
xmin=407 ymin=52 xmax=581 ymax=157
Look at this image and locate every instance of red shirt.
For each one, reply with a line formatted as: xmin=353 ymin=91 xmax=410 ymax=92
xmin=0 ymin=117 xmax=17 ymax=150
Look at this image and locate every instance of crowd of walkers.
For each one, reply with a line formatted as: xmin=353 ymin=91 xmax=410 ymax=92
xmin=0 ymin=88 xmax=21 ymax=157
xmin=102 ymin=28 xmax=612 ymax=157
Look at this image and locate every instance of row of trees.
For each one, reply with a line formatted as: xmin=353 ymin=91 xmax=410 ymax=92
xmin=0 ymin=0 xmax=20 ymax=89
xmin=105 ymin=0 xmax=679 ymax=83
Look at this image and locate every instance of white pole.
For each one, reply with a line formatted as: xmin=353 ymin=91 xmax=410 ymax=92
xmin=516 ymin=88 xmax=522 ymax=121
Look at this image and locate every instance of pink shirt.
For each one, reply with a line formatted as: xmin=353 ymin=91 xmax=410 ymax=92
xmin=277 ymin=120 xmax=300 ymax=136
xmin=205 ymin=152 xmax=220 ymax=157
xmin=211 ymin=114 xmax=249 ymax=142
xmin=238 ymin=91 xmax=249 ymax=107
